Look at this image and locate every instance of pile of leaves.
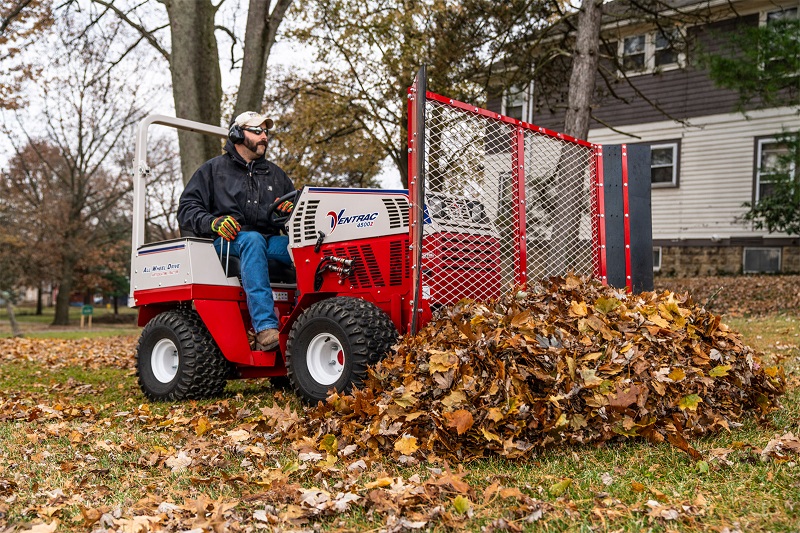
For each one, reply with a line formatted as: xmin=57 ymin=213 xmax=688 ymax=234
xmin=303 ymin=275 xmax=786 ymax=462
xmin=655 ymin=275 xmax=800 ymax=316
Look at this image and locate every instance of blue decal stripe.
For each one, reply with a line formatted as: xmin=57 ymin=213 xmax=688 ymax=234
xmin=139 ymin=244 xmax=186 ymax=256
xmin=307 ymin=187 xmax=408 ymax=195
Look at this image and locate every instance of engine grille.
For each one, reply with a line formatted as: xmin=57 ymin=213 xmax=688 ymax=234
xmin=382 ymin=197 xmax=410 ymax=229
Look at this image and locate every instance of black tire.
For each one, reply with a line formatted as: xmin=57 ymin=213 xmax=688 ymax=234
xmin=286 ymin=297 xmax=397 ymax=403
xmin=136 ymin=309 xmax=229 ymax=401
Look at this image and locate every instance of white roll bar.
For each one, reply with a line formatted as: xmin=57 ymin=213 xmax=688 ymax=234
xmin=130 ymin=115 xmax=227 ymax=301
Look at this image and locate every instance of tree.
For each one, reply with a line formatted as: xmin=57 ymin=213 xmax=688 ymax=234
xmin=77 ymin=0 xmax=294 ymax=184
xmin=290 ymin=0 xmax=546 ymax=186
xmin=563 ymin=0 xmax=602 ymax=140
xmin=1 ymin=13 xmax=148 ymax=325
xmin=265 ymin=72 xmax=386 ymax=188
xmin=0 ymin=0 xmax=53 ymax=109
xmin=704 ymin=16 xmax=799 ymax=112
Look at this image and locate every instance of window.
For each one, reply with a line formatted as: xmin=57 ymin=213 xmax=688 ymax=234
xmin=743 ymin=247 xmax=781 ymax=273
xmin=653 ymin=247 xmax=662 ymax=272
xmin=623 ymin=35 xmax=646 ymax=71
xmin=755 ymin=137 xmax=795 ymax=202
xmin=502 ymin=83 xmax=532 ymax=122
xmin=619 ymin=29 xmax=684 ymax=75
xmin=654 ymin=32 xmax=677 ymax=67
xmin=650 ymin=142 xmax=679 ymax=187
xmin=761 ymin=8 xmax=799 ymax=77
xmin=764 ymin=7 xmax=798 ymax=25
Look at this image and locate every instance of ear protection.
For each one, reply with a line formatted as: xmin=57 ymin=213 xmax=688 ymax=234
xmin=228 ymin=121 xmax=245 ymax=144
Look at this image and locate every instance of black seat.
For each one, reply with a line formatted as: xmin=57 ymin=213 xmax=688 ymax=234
xmin=180 ymin=227 xmax=297 ymax=284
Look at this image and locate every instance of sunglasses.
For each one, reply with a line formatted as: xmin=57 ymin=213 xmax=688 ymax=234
xmin=243 ymin=126 xmax=269 ymax=135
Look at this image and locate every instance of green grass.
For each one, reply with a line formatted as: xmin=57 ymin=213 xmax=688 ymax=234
xmin=0 ymin=313 xmax=798 ymax=531
xmin=0 ymin=303 xmax=140 ymax=338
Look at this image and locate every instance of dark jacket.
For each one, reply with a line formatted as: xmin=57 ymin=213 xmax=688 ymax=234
xmin=177 ymin=140 xmax=294 ymax=237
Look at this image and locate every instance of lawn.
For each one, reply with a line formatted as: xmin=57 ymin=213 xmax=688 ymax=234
xmin=0 ymin=307 xmax=798 ymax=531
xmin=0 ymin=304 xmax=140 ymax=339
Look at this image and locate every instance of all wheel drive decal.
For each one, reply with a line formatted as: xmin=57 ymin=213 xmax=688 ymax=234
xmin=142 ymin=263 xmax=181 ymax=277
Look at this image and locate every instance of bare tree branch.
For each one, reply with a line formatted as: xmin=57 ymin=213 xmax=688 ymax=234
xmin=89 ymin=0 xmax=170 ymax=61
xmin=0 ymin=0 xmax=34 ymax=36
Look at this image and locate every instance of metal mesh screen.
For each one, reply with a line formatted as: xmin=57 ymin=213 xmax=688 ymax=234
xmin=420 ymin=97 xmax=598 ymax=306
xmin=523 ymin=130 xmax=597 ymax=280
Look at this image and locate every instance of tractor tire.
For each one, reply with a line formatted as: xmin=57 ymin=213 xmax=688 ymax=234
xmin=286 ymin=297 xmax=397 ymax=403
xmin=136 ymin=309 xmax=229 ymax=401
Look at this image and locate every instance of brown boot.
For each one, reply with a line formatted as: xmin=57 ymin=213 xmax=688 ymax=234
xmin=255 ymin=328 xmax=280 ymax=351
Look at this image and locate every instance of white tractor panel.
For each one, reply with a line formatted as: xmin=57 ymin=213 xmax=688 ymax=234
xmin=132 ymin=239 xmax=240 ymax=292
xmin=288 ymin=188 xmax=409 ymax=250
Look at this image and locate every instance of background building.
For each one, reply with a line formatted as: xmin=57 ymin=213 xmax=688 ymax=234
xmin=488 ymin=0 xmax=800 ymax=276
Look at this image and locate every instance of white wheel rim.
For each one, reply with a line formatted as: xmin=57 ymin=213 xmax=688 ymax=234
xmin=307 ymin=332 xmax=345 ymax=386
xmin=151 ymin=338 xmax=179 ymax=384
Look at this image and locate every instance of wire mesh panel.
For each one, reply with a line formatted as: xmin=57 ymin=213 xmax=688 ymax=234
xmin=523 ymin=130 xmax=597 ymax=280
xmin=418 ymin=93 xmax=599 ymax=307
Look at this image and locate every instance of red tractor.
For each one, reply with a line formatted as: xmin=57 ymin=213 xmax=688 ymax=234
xmin=131 ymin=116 xmax=500 ymax=403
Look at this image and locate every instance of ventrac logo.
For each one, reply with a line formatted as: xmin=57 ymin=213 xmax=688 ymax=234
xmin=326 ymin=209 xmax=379 ymax=232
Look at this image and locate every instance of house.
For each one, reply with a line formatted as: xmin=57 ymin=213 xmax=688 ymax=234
xmin=488 ymin=0 xmax=800 ymax=276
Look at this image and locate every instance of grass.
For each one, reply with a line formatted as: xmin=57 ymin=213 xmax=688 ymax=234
xmin=0 ymin=303 xmax=140 ymax=338
xmin=0 ymin=312 xmax=798 ymax=531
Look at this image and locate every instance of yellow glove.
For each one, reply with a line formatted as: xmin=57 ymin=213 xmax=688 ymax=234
xmin=211 ymin=215 xmax=240 ymax=241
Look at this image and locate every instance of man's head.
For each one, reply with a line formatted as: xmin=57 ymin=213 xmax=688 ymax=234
xmin=230 ymin=111 xmax=274 ymax=162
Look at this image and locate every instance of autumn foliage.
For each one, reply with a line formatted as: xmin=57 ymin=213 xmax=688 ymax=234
xmin=303 ymin=275 xmax=785 ymax=462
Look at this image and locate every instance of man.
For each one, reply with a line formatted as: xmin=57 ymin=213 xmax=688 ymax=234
xmin=178 ymin=111 xmax=295 ymax=351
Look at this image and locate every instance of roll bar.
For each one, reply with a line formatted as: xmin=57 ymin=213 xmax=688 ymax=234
xmin=130 ymin=115 xmax=227 ymax=301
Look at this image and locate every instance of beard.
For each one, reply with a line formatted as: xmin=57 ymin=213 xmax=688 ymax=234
xmin=243 ymin=136 xmax=267 ymax=157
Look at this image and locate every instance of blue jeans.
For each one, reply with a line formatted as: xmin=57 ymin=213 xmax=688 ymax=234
xmin=214 ymin=231 xmax=292 ymax=332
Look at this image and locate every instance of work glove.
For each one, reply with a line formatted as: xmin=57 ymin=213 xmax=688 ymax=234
xmin=275 ymin=199 xmax=294 ymax=214
xmin=211 ymin=215 xmax=240 ymax=241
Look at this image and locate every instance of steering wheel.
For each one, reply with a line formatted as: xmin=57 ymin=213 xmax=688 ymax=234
xmin=265 ymin=189 xmax=300 ymax=228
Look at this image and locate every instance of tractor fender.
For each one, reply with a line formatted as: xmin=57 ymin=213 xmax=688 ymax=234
xmin=279 ymin=291 xmax=338 ymax=352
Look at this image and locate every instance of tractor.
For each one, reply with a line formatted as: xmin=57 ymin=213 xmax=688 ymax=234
xmin=130 ymin=119 xmax=500 ymax=404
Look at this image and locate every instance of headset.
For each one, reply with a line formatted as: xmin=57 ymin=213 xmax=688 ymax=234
xmin=228 ymin=120 xmax=245 ymax=144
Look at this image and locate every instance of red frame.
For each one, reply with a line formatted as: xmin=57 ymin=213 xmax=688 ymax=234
xmin=512 ymin=126 xmax=528 ymax=285
xmin=424 ymin=91 xmax=595 ymax=149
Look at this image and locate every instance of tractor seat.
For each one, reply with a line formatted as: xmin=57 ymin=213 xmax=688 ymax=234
xmin=221 ymin=255 xmax=297 ymax=284
xmin=180 ymin=228 xmax=297 ymax=284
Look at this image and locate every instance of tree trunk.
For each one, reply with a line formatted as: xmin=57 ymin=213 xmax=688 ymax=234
xmin=563 ymin=0 xmax=603 ymax=140
xmin=36 ymin=284 xmax=43 ymax=315
xmin=550 ymin=0 xmax=603 ymax=276
xmin=52 ymin=257 xmax=75 ymax=326
xmin=234 ymin=0 xmax=294 ymax=117
xmin=163 ymin=0 xmax=224 ymax=185
xmin=5 ymin=300 xmax=23 ymax=338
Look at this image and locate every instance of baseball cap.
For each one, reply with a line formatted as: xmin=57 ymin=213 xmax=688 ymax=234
xmin=233 ymin=111 xmax=274 ymax=130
